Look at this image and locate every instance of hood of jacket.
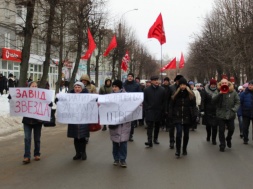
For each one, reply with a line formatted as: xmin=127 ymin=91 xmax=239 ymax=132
xmin=217 ymin=81 xmax=234 ymax=92
xmin=80 ymin=74 xmax=90 ymax=83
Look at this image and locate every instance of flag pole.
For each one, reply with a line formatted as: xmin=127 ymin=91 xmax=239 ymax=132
xmin=160 ymin=45 xmax=163 ymax=81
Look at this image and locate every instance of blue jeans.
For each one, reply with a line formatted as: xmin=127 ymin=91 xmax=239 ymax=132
xmin=175 ymin=123 xmax=190 ymax=152
xmin=112 ymin=141 xmax=127 ymax=162
xmin=24 ymin=124 xmax=42 ymax=158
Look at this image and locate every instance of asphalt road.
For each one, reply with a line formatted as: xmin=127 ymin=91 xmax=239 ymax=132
xmin=0 ymin=122 xmax=253 ymax=189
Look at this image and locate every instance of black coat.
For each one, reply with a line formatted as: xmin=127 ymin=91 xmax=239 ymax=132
xmin=67 ymin=89 xmax=89 ymax=139
xmin=144 ymin=85 xmax=165 ymax=122
xmin=162 ymin=84 xmax=172 ymax=112
xmin=170 ymin=89 xmax=196 ymax=125
xmin=123 ymin=80 xmax=141 ymax=92
xmin=22 ymin=117 xmax=43 ymax=125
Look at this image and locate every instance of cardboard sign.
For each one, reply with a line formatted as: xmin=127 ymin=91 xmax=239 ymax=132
xmin=56 ymin=93 xmax=99 ymax=124
xmin=9 ymin=88 xmax=54 ymax=121
xmin=98 ymin=93 xmax=143 ymax=125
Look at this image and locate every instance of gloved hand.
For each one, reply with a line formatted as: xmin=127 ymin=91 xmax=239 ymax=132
xmin=48 ymin=102 xmax=53 ymax=107
xmin=7 ymin=94 xmax=11 ymax=100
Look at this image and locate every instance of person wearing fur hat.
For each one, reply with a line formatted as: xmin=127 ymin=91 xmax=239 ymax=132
xmin=170 ymin=77 xmax=196 ymax=157
xmin=201 ymin=79 xmax=219 ymax=144
xmin=144 ymin=75 xmax=165 ymax=147
xmin=212 ymin=78 xmax=240 ymax=152
xmin=123 ymin=73 xmax=142 ymax=142
xmin=109 ymin=80 xmax=131 ymax=167
xmin=240 ymin=80 xmax=253 ymax=144
xmin=67 ymin=82 xmax=89 ymax=160
xmin=99 ymin=78 xmax=112 ymax=131
xmin=168 ymin=74 xmax=183 ymax=149
xmin=80 ymin=74 xmax=97 ymax=93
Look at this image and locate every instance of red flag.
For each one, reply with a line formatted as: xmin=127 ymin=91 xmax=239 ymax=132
xmin=103 ymin=35 xmax=117 ymax=56
xmin=161 ymin=57 xmax=177 ymax=71
xmin=179 ymin=52 xmax=184 ymax=68
xmin=148 ymin=13 xmax=166 ymax=45
xmin=121 ymin=50 xmax=130 ymax=71
xmin=81 ymin=28 xmax=96 ymax=60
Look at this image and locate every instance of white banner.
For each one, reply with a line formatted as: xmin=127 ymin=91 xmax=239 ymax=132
xmin=56 ymin=93 xmax=99 ymax=124
xmin=9 ymin=88 xmax=54 ymax=121
xmin=98 ymin=93 xmax=143 ymax=125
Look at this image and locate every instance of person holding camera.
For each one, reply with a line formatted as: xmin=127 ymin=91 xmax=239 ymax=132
xmin=212 ymin=78 xmax=240 ymax=152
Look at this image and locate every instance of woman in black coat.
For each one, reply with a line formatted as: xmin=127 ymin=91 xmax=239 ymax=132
xmin=170 ymin=77 xmax=196 ymax=157
xmin=63 ymin=82 xmax=89 ymax=160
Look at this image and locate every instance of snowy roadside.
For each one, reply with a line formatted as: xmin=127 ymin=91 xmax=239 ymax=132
xmin=0 ymin=94 xmax=23 ymax=137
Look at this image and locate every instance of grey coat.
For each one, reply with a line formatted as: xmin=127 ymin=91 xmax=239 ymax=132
xmin=109 ymin=122 xmax=131 ymax=143
xmin=212 ymin=82 xmax=240 ymax=120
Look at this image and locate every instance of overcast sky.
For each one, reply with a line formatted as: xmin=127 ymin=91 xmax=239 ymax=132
xmin=107 ymin=0 xmax=215 ymax=60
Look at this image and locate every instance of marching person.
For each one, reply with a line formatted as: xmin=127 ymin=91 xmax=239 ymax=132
xmin=169 ymin=75 xmax=183 ymax=149
xmin=66 ymin=82 xmax=89 ymax=160
xmin=99 ymin=78 xmax=112 ymax=131
xmin=170 ymin=77 xmax=196 ymax=157
xmin=240 ymin=80 xmax=253 ymax=144
xmin=201 ymin=79 xmax=219 ymax=145
xmin=212 ymin=78 xmax=240 ymax=152
xmin=188 ymin=81 xmax=201 ymax=131
xmin=144 ymin=76 xmax=165 ymax=147
xmin=80 ymin=74 xmax=97 ymax=93
xmin=8 ymin=81 xmax=44 ymax=164
xmin=109 ymin=80 xmax=131 ymax=168
xmin=123 ymin=73 xmax=142 ymax=141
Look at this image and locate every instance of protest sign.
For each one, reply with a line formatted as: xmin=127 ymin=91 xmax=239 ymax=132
xmin=98 ymin=93 xmax=143 ymax=125
xmin=56 ymin=93 xmax=99 ymax=124
xmin=9 ymin=88 xmax=54 ymax=121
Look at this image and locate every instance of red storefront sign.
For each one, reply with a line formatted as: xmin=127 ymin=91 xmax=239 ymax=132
xmin=2 ymin=48 xmax=22 ymax=62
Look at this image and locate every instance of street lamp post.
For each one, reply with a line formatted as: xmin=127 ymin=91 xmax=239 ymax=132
xmin=118 ymin=8 xmax=138 ymax=80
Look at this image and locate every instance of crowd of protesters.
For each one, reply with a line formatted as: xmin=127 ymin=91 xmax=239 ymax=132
xmin=5 ymin=71 xmax=253 ymax=168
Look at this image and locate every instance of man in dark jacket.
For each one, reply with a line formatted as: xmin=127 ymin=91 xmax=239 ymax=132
xmin=202 ymin=79 xmax=219 ymax=145
xmin=168 ymin=75 xmax=183 ymax=149
xmin=144 ymin=75 xmax=165 ymax=147
xmin=240 ymin=80 xmax=253 ymax=144
xmin=123 ymin=73 xmax=142 ymax=141
xmin=212 ymin=78 xmax=240 ymax=152
xmin=161 ymin=77 xmax=172 ymax=132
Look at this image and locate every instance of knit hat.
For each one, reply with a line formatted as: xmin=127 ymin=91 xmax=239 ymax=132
xmin=74 ymin=81 xmax=84 ymax=89
xmin=210 ymin=79 xmax=217 ymax=85
xmin=188 ymin=81 xmax=194 ymax=86
xmin=178 ymin=77 xmax=187 ymax=85
xmin=248 ymin=80 xmax=253 ymax=85
xmin=150 ymin=75 xmax=159 ymax=80
xmin=238 ymin=86 xmax=243 ymax=91
xmin=174 ymin=75 xmax=183 ymax=82
xmin=112 ymin=80 xmax=123 ymax=89
xmin=243 ymin=83 xmax=248 ymax=88
xmin=164 ymin=77 xmax=170 ymax=82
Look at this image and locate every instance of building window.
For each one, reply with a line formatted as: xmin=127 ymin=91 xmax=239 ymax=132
xmin=2 ymin=61 xmax=7 ymax=69
xmin=4 ymin=33 xmax=10 ymax=48
xmin=8 ymin=61 xmax=13 ymax=70
xmin=5 ymin=1 xmax=10 ymax=19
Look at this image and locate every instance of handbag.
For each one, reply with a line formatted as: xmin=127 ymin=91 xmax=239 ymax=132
xmin=89 ymin=123 xmax=101 ymax=132
xmin=43 ymin=109 xmax=56 ymax=127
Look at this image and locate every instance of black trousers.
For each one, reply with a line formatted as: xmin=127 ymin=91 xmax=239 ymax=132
xmin=146 ymin=121 xmax=160 ymax=142
xmin=218 ymin=118 xmax=234 ymax=148
xmin=74 ymin=138 xmax=86 ymax=154
xmin=206 ymin=115 xmax=218 ymax=142
xmin=243 ymin=117 xmax=253 ymax=142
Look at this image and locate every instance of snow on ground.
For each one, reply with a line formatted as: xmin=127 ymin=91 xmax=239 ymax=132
xmin=0 ymin=94 xmax=23 ymax=137
xmin=0 ymin=89 xmax=59 ymax=138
